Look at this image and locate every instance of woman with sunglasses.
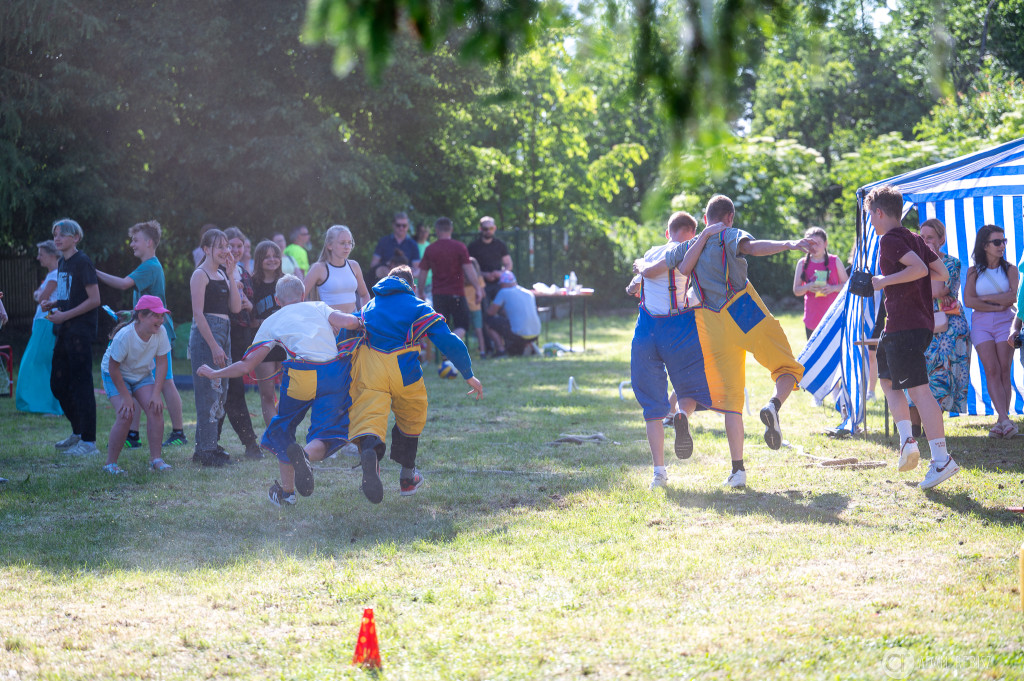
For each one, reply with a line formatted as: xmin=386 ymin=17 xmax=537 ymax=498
xmin=964 ymin=224 xmax=1019 ymax=438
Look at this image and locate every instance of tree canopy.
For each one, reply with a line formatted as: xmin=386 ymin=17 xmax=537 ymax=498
xmin=2 ymin=0 xmax=1024 ymax=318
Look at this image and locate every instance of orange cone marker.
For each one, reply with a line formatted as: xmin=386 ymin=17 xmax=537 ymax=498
xmin=352 ymin=607 xmax=382 ymax=669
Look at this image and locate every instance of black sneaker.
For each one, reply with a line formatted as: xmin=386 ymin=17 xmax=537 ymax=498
xmin=287 ymin=443 xmax=314 ymax=497
xmin=673 ymin=412 xmax=693 ymax=459
xmin=359 ymin=437 xmax=384 ymax=504
xmin=244 ymin=443 xmax=265 ymax=460
xmin=760 ymin=401 xmax=782 ymax=450
xmin=214 ymin=446 xmax=233 ymax=465
xmin=125 ymin=432 xmax=142 ymax=449
xmin=198 ymin=450 xmax=226 ymax=467
xmin=268 ymin=481 xmax=296 ymax=507
xmin=162 ymin=430 xmax=188 ymax=447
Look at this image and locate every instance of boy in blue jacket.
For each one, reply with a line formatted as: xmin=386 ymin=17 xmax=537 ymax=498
xmin=348 ymin=265 xmax=483 ymax=504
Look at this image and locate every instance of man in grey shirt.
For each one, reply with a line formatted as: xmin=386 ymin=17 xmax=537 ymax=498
xmin=486 ymin=271 xmax=542 ymax=356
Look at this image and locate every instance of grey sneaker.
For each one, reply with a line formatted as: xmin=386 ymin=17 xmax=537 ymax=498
xmin=919 ymin=458 xmax=959 ymax=489
xmin=649 ymin=472 xmax=669 ymax=490
xmin=55 ymin=434 xmax=81 ymax=450
xmin=724 ymin=470 xmax=747 ymax=488
xmin=65 ymin=441 xmax=99 ymax=456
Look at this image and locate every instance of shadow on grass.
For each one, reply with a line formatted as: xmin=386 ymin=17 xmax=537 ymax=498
xmin=664 ymin=487 xmax=853 ymax=525
xmin=923 ymin=489 xmax=1024 ymax=526
xmin=0 ymin=453 xmax=617 ymax=572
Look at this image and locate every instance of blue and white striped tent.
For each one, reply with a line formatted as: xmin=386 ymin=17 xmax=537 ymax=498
xmin=799 ymin=136 xmax=1024 ymax=432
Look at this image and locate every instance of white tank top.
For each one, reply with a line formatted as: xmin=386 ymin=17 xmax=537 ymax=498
xmin=318 ymin=261 xmax=358 ymax=306
xmin=975 ymin=266 xmax=1010 ymax=296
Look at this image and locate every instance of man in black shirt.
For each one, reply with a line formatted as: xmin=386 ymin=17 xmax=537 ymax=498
xmin=41 ymin=218 xmax=101 ymax=456
xmin=467 ymin=216 xmax=513 ymax=303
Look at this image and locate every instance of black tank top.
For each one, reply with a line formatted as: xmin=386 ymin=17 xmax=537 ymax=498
xmin=203 ymin=270 xmax=230 ymax=315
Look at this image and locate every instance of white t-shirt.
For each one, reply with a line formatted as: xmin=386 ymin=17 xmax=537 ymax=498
xmin=33 ymin=269 xmax=60 ymax=321
xmin=251 ymin=301 xmax=339 ymax=362
xmin=493 ymin=286 xmax=542 ymax=338
xmin=101 ymin=322 xmax=172 ymax=382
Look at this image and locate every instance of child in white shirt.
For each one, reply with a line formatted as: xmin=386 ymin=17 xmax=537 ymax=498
xmin=100 ymin=296 xmax=172 ymax=474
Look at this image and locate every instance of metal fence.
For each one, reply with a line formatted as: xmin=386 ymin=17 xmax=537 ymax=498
xmin=455 ymin=225 xmax=572 ymax=289
xmin=0 ymin=256 xmax=41 ymax=328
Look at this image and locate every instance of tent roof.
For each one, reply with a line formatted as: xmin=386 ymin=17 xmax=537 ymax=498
xmin=857 ymin=136 xmax=1024 ymax=204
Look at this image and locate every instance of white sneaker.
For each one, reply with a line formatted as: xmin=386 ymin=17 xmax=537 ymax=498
xmin=649 ymin=473 xmax=668 ymax=490
xmin=55 ymin=434 xmax=81 ymax=450
xmin=897 ymin=437 xmax=920 ymax=472
xmin=724 ymin=470 xmax=747 ymax=488
xmin=919 ymin=458 xmax=960 ymax=489
xmin=65 ymin=441 xmax=99 ymax=456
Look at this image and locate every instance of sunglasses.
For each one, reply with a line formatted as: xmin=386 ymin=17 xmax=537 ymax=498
xmin=988 ymin=238 xmax=1008 ymax=247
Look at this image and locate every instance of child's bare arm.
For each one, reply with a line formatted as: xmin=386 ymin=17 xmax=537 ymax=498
xmin=198 ymin=344 xmax=271 ymax=380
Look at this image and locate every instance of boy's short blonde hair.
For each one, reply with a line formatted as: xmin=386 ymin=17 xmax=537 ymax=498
xmin=275 ymin=274 xmax=305 ymax=304
xmin=129 ymin=220 xmax=161 ymax=247
xmin=865 ymin=185 xmax=904 ymax=220
xmin=667 ymin=211 xmax=697 ymax=236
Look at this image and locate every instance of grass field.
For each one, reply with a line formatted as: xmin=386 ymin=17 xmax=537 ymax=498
xmin=2 ymin=311 xmax=1023 ymax=680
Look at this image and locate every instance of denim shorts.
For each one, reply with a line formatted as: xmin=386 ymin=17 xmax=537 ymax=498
xmin=151 ymin=358 xmax=174 ymax=382
xmin=102 ymin=371 xmax=156 ymax=399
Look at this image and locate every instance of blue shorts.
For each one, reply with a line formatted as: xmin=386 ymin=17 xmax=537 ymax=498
xmin=151 ymin=359 xmax=174 ymax=382
xmin=630 ymin=307 xmax=715 ymax=420
xmin=102 ymin=371 xmax=156 ymax=399
xmin=262 ymin=355 xmax=353 ymax=462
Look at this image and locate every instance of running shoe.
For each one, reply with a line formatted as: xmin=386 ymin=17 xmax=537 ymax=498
xmin=286 ymin=443 xmax=314 ymax=497
xmin=724 ymin=470 xmax=747 ymax=488
xmin=760 ymin=402 xmax=782 ymax=450
xmin=360 ymin=441 xmax=384 ymax=504
xmin=268 ymin=480 xmax=296 ymax=507
xmin=55 ymin=434 xmax=80 ymax=450
xmin=162 ymin=431 xmax=188 ymax=447
xmin=65 ymin=441 xmax=99 ymax=456
xmin=400 ymin=470 xmax=425 ymax=496
xmin=919 ymin=458 xmax=960 ymax=489
xmin=898 ymin=437 xmax=920 ymax=472
xmin=673 ymin=412 xmax=693 ymax=459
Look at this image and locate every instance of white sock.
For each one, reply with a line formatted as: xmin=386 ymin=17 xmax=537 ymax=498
xmin=895 ymin=420 xmax=913 ymax=444
xmin=653 ymin=465 xmax=667 ymax=477
xmin=928 ymin=438 xmax=950 ymax=465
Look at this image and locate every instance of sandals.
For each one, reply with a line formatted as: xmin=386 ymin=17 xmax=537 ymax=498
xmin=149 ymin=458 xmax=173 ymax=471
xmin=989 ymin=421 xmax=1019 ymax=439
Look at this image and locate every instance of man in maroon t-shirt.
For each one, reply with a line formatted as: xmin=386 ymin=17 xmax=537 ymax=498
xmin=868 ymin=184 xmax=959 ymax=490
xmin=417 ymin=217 xmax=483 ymax=339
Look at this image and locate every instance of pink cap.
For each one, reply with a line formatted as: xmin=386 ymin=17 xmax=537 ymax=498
xmin=134 ymin=295 xmax=170 ymax=315
xmin=499 ymin=270 xmax=517 ymax=284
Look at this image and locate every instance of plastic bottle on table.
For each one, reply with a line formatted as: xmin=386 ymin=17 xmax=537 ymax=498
xmin=568 ymin=271 xmax=577 ymax=294
xmin=563 ymin=274 xmax=570 ymax=293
